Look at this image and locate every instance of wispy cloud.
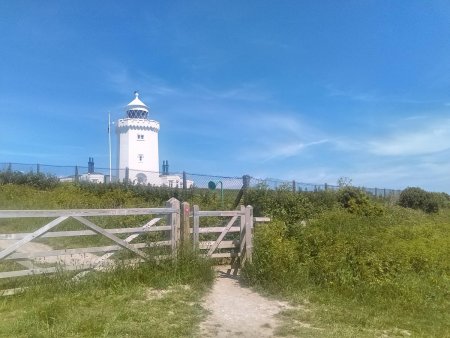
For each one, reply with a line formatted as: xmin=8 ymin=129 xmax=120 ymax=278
xmin=324 ymin=83 xmax=444 ymax=105
xmin=103 ymin=62 xmax=270 ymax=103
xmin=263 ymin=139 xmax=329 ymax=160
xmin=368 ymin=118 xmax=450 ymax=156
xmin=325 ymin=84 xmax=380 ymax=102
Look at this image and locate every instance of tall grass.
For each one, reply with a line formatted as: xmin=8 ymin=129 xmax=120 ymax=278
xmin=0 ymin=182 xmax=216 ymax=337
xmin=0 ymin=250 xmax=214 ymax=337
xmin=242 ymin=207 xmax=450 ymax=337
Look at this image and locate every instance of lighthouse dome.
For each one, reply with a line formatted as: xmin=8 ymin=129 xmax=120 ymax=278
xmin=126 ymin=91 xmax=149 ymax=119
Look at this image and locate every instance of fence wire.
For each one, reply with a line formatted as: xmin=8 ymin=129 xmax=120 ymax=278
xmin=0 ymin=162 xmax=402 ymax=202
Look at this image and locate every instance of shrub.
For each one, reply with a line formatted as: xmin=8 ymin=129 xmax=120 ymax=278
xmin=398 ymin=187 xmax=439 ymax=213
xmin=241 ymin=221 xmax=302 ymax=290
xmin=0 ymin=170 xmax=59 ymax=189
xmin=244 ymin=184 xmax=314 ymax=225
xmin=336 ymin=187 xmax=384 ymax=216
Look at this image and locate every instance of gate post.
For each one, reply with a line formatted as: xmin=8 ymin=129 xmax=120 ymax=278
xmin=180 ymin=202 xmax=190 ymax=246
xmin=245 ymin=205 xmax=253 ymax=263
xmin=166 ymin=198 xmax=180 ymax=256
xmin=192 ymin=205 xmax=200 ymax=250
xmin=239 ymin=205 xmax=246 ymax=265
xmin=240 ymin=205 xmax=254 ymax=265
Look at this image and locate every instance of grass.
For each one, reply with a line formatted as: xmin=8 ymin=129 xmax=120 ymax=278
xmin=243 ymin=208 xmax=450 ymax=337
xmin=0 ymin=183 xmax=216 ymax=337
xmin=0 ymin=252 xmax=214 ymax=337
xmin=2 ymin=181 xmax=449 ymax=336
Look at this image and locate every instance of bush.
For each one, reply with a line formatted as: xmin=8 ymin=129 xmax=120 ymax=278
xmin=244 ymin=208 xmax=450 ymax=293
xmin=399 ymin=187 xmax=439 ymax=213
xmin=244 ymin=184 xmax=314 ymax=225
xmin=0 ymin=170 xmax=59 ymax=189
xmin=336 ymin=187 xmax=384 ymax=216
xmin=241 ymin=221 xmax=302 ymax=290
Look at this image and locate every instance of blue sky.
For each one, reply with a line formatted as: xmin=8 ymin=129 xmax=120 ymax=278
xmin=1 ymin=1 xmax=450 ymax=191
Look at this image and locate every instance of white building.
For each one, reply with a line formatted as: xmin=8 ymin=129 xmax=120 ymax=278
xmin=116 ymin=92 xmax=160 ymax=185
xmin=60 ymin=158 xmax=106 ymax=183
xmin=116 ymin=92 xmax=193 ymax=187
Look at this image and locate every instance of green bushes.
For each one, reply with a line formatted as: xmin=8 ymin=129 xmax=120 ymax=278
xmin=0 ymin=170 xmax=59 ymax=189
xmin=398 ymin=187 xmax=440 ymax=213
xmin=245 ymin=208 xmax=449 ymax=291
xmin=244 ymin=184 xmax=314 ymax=225
xmin=336 ymin=187 xmax=384 ymax=216
xmin=243 ymin=208 xmax=450 ymax=335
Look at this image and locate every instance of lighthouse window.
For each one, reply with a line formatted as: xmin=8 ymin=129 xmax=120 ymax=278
xmin=138 ymin=154 xmax=144 ymax=162
xmin=137 ymin=134 xmax=144 ymax=140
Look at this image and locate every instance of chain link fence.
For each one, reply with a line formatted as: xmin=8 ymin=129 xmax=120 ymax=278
xmin=0 ymin=162 xmax=402 ymax=204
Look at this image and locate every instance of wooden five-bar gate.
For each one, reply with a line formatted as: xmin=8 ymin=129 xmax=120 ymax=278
xmin=0 ymin=198 xmax=263 ymax=291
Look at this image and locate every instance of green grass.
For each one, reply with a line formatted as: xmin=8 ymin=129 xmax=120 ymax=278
xmin=0 ymin=183 xmax=216 ymax=337
xmin=0 ymin=252 xmax=214 ymax=337
xmin=243 ymin=208 xmax=450 ymax=337
xmin=2 ymin=181 xmax=450 ymax=336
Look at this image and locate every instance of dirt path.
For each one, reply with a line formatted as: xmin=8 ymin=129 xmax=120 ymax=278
xmin=199 ymin=268 xmax=291 ymax=338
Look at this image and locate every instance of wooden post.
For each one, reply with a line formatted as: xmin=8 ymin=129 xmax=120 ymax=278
xmin=245 ymin=205 xmax=253 ymax=263
xmin=166 ymin=198 xmax=180 ymax=256
xmin=239 ymin=205 xmax=246 ymax=265
xmin=181 ymin=202 xmax=190 ymax=246
xmin=193 ymin=205 xmax=200 ymax=250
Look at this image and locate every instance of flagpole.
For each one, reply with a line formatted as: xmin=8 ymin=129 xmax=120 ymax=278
xmin=108 ymin=112 xmax=112 ymax=182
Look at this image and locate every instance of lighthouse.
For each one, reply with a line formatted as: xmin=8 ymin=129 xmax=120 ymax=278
xmin=116 ymin=92 xmax=160 ymax=184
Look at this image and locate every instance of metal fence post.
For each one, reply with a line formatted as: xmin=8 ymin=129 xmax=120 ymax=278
xmin=125 ymin=167 xmax=129 ymax=184
xmin=182 ymin=171 xmax=187 ymax=190
xmin=233 ymin=175 xmax=251 ymax=209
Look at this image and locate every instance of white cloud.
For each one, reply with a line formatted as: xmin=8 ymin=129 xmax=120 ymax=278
xmin=369 ymin=119 xmax=450 ymax=156
xmin=263 ymin=139 xmax=329 ymax=160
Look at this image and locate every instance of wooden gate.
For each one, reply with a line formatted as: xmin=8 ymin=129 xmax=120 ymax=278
xmin=190 ymin=205 xmax=254 ymax=266
xmin=0 ymin=198 xmax=180 ymax=283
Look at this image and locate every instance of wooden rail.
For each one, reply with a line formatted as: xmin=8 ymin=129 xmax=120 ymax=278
xmin=191 ymin=204 xmax=254 ymax=266
xmin=0 ymin=199 xmax=269 ymax=291
xmin=0 ymin=199 xmax=180 ymax=281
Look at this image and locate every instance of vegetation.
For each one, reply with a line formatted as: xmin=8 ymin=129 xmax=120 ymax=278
xmin=243 ymin=185 xmax=450 ymax=337
xmin=0 ymin=252 xmax=214 ymax=337
xmin=0 ymin=178 xmax=215 ymax=337
xmin=1 ymin=174 xmax=449 ymax=336
xmin=398 ymin=186 xmax=450 ymax=213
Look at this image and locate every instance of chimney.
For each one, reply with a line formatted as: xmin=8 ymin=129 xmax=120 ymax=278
xmin=88 ymin=157 xmax=94 ymax=174
xmin=161 ymin=160 xmax=169 ymax=175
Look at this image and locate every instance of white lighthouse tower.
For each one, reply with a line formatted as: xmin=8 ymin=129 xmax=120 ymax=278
xmin=116 ymin=92 xmax=160 ymax=184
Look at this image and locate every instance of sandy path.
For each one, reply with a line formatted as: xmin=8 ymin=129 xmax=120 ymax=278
xmin=199 ymin=268 xmax=291 ymax=338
